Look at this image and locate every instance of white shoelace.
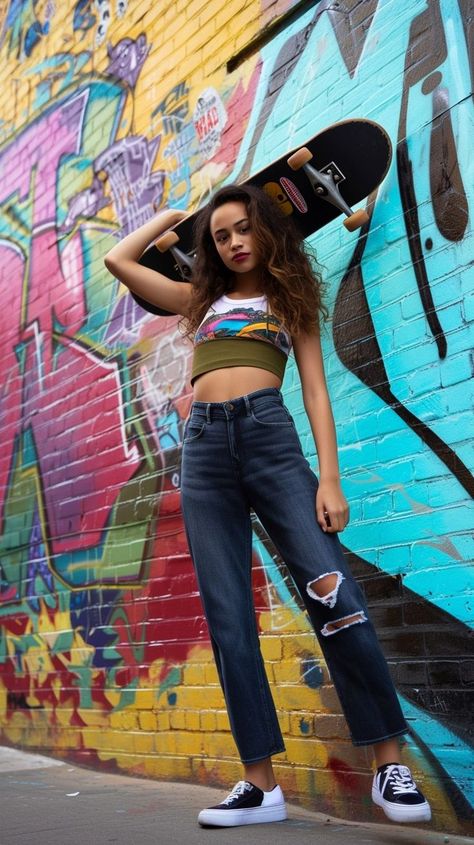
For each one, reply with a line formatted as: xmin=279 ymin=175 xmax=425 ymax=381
xmin=385 ymin=765 xmax=418 ymax=795
xmin=222 ymin=781 xmax=252 ymax=805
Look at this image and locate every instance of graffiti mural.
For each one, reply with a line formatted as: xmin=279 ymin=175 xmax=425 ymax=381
xmin=72 ymin=0 xmax=129 ymax=44
xmin=0 ymin=0 xmax=54 ymax=58
xmin=0 ymin=0 xmax=472 ymax=834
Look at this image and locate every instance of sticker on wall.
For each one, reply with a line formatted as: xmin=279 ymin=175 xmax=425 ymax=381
xmin=193 ymin=87 xmax=227 ymax=159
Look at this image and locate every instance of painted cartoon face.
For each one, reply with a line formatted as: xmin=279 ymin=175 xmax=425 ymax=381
xmin=210 ymin=201 xmax=260 ymax=275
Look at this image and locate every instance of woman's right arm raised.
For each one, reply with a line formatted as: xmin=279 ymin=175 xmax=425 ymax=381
xmin=104 ymin=209 xmax=192 ymax=317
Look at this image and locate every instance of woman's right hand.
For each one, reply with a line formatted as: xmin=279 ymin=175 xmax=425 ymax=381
xmin=103 ymin=206 xmax=193 ymax=317
xmin=154 ymin=207 xmax=190 ymax=230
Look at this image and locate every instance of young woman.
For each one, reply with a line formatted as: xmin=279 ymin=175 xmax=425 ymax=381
xmin=104 ymin=184 xmax=431 ymax=828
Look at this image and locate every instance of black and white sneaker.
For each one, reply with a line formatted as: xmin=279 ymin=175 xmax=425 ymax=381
xmin=372 ymin=763 xmax=431 ymax=823
xmin=198 ymin=780 xmax=287 ymax=827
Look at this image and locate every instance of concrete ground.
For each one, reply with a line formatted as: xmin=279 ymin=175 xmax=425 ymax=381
xmin=1 ymin=746 xmax=471 ymax=845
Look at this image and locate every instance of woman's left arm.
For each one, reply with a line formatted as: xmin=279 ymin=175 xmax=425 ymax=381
xmin=292 ymin=330 xmax=349 ymax=533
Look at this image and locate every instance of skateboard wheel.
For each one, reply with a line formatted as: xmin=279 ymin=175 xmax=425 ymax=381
xmin=155 ymin=230 xmax=179 ymax=252
xmin=343 ymin=209 xmax=369 ymax=231
xmin=287 ymin=147 xmax=313 ymax=170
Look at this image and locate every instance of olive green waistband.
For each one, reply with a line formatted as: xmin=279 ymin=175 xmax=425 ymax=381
xmin=191 ymin=338 xmax=288 ymax=384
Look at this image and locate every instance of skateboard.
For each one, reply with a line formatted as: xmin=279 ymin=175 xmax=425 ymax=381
xmin=133 ymin=118 xmax=392 ymax=315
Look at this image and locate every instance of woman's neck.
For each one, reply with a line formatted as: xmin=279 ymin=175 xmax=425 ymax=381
xmin=226 ymin=288 xmax=263 ymax=300
xmin=228 ymin=271 xmax=263 ymax=299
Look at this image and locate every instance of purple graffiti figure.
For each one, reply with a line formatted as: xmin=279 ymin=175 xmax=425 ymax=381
xmin=106 ymin=33 xmax=149 ymax=90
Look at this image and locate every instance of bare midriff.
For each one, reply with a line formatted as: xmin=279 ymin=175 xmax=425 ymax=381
xmin=192 ymin=366 xmax=282 ymax=402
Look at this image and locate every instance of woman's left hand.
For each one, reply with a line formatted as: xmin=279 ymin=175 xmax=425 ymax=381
xmin=316 ymin=480 xmax=349 ymax=533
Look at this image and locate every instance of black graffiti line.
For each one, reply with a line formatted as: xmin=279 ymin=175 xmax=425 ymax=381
xmin=396 ymin=140 xmax=447 ymax=358
xmin=395 ymin=1 xmax=469 ymax=356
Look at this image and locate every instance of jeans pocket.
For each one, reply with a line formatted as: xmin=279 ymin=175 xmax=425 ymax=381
xmin=183 ymin=419 xmax=206 ymax=443
xmin=251 ymin=401 xmax=293 ymax=427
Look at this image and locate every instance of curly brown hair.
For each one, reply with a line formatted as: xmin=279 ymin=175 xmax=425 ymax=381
xmin=183 ymin=184 xmax=327 ymax=337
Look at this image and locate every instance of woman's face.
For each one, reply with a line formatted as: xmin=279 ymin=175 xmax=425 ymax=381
xmin=209 ymin=201 xmax=260 ymax=276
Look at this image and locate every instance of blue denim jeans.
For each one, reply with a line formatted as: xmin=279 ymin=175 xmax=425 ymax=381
xmin=181 ymin=388 xmax=407 ymax=763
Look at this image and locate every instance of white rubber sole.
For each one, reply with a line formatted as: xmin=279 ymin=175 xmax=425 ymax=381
xmin=198 ymin=802 xmax=287 ymax=827
xmin=372 ymin=786 xmax=432 ymax=823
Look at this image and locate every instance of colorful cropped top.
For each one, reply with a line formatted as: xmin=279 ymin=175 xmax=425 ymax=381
xmin=191 ymin=293 xmax=292 ymax=384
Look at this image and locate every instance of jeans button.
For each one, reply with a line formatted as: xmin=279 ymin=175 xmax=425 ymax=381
xmin=225 ymin=402 xmax=234 ymax=410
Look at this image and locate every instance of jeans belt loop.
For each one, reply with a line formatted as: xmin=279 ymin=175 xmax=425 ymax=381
xmin=243 ymin=394 xmax=251 ymax=415
xmin=206 ymin=404 xmax=211 ymax=423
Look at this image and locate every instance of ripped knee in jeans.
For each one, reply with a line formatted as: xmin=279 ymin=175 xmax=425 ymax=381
xmin=306 ymin=571 xmax=367 ymax=637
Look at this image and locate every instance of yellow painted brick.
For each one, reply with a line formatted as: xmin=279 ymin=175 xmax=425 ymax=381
xmin=109 ymin=732 xmax=136 ymax=753
xmin=55 ymin=729 xmax=82 ymax=750
xmin=21 ymin=727 xmax=50 ymax=747
xmin=77 ymin=708 xmax=110 ymax=728
xmin=185 ymin=710 xmax=201 ymax=731
xmin=82 ymin=728 xmax=102 ymax=748
xmin=284 ymin=736 xmax=328 ymax=768
xmin=142 ymin=754 xmax=193 ymax=780
xmin=156 ymin=711 xmax=171 ymax=731
xmin=272 ymin=659 xmax=304 ymax=685
xmin=184 ymin=0 xmax=211 ymax=22
xmin=282 ymin=633 xmax=320 ymax=659
xmin=191 ymin=756 xmax=242 ymax=786
xmin=273 ymin=683 xmax=319 ymax=711
xmin=215 ymin=710 xmax=230 ymax=731
xmin=187 ymin=17 xmax=216 ymax=52
xmin=259 ymin=607 xmax=310 ymax=635
xmin=155 ymin=732 xmax=177 ymax=755
xmin=138 ymin=711 xmax=158 ymax=731
xmin=180 ymin=645 xmax=214 ymax=664
xmin=174 ymin=730 xmax=205 ymax=755
xmin=277 ymin=711 xmax=290 ymax=734
xmin=204 ymin=664 xmax=220 ymax=685
xmin=212 ymin=0 xmax=259 ymax=32
xmin=134 ymin=689 xmax=154 ymax=709
xmin=133 ymin=732 xmax=155 ymax=754
xmin=110 ymin=710 xmax=138 ymax=731
xmin=199 ymin=710 xmax=217 ymax=732
xmin=101 ymin=751 xmax=139 ymax=771
xmin=205 ymin=732 xmax=238 ymax=760
xmin=4 ymin=722 xmax=28 ymax=745
xmin=170 ymin=709 xmax=186 ymax=730
xmin=260 ymin=636 xmax=282 ymax=661
xmin=0 ymin=685 xmax=7 ymax=716
xmin=289 ymin=712 xmax=315 ymax=737
xmin=169 ymin=52 xmax=203 ymax=83
xmin=151 ymin=38 xmax=187 ymax=68
xmin=55 ymin=707 xmax=75 ymax=727
xmin=175 ymin=686 xmax=224 ymax=709
xmin=183 ymin=664 xmax=206 ymax=685
xmin=132 ymin=0 xmax=156 ymax=22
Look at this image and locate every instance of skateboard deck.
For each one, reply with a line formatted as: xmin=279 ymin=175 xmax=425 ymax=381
xmin=133 ymin=118 xmax=392 ymax=315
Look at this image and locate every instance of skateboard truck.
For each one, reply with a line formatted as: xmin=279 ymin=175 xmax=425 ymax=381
xmin=288 ymin=147 xmax=369 ymax=231
xmin=155 ymin=230 xmax=195 ymax=280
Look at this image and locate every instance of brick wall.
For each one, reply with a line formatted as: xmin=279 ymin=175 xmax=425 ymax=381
xmin=0 ymin=0 xmax=472 ymax=833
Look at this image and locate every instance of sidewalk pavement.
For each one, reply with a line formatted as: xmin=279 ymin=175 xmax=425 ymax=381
xmin=1 ymin=746 xmax=470 ymax=845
